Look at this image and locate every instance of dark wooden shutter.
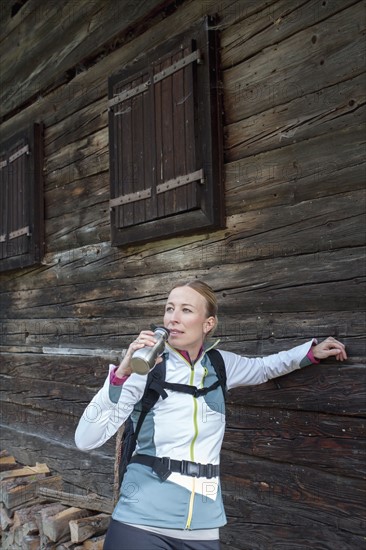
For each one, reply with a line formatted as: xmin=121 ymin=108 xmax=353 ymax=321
xmin=153 ymin=40 xmax=202 ymax=219
xmin=109 ymin=69 xmax=152 ymax=229
xmin=108 ymin=16 xmax=224 ymax=246
xmin=0 ymin=149 xmax=8 ymax=261
xmin=0 ymin=123 xmax=44 ymax=272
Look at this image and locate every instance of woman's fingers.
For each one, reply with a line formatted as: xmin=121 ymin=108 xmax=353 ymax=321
xmin=313 ymin=337 xmax=347 ymax=361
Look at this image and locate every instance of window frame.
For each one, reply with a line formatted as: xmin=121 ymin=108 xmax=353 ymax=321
xmin=108 ymin=15 xmax=224 ymax=246
xmin=0 ymin=123 xmax=44 ymax=272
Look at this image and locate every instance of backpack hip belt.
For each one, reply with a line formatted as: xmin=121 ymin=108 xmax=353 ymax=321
xmin=130 ymin=454 xmax=220 ymax=481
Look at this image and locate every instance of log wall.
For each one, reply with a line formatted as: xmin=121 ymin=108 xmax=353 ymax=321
xmin=1 ymin=1 xmax=365 ymax=548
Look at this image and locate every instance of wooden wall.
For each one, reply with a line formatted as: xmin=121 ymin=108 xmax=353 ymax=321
xmin=0 ymin=1 xmax=365 ymax=548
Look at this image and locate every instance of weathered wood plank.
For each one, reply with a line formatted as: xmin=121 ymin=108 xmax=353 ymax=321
xmin=220 ymin=336 xmax=365 ymax=362
xmin=0 ymin=0 xmax=230 ymax=141
xmin=69 ymin=513 xmax=110 ymax=543
xmin=0 ymin=474 xmax=61 ymax=509
xmin=42 ymin=506 xmax=93 ymax=542
xmin=42 ymin=175 xmax=366 ymax=254
xmin=1 ymin=247 xmax=364 ymax=320
xmin=0 ymin=402 xmax=112 ymax=455
xmin=1 ymin=308 xmax=363 ymax=352
xmin=45 ymin=130 xmax=109 ymax=188
xmin=0 ymin=427 xmax=114 ymax=499
xmin=44 ymin=98 xmax=108 ymax=157
xmin=37 ymin=487 xmax=113 ymax=514
xmin=223 ymin=2 xmax=365 ymax=123
xmin=224 ymin=407 xmax=365 ymax=478
xmin=225 ymin=123 xmax=365 ymax=214
xmin=0 ymin=0 xmax=46 ymax=40
xmin=225 ymin=73 xmax=366 ymax=162
xmin=0 ymin=353 xmax=110 ymax=386
xmin=0 ymin=455 xmax=17 ymax=471
xmin=220 ymin=451 xmax=366 ymax=536
xmin=1 ymin=0 xmax=171 ymax=117
xmin=0 ymin=376 xmax=98 ymax=413
xmin=82 ymin=535 xmax=106 ymax=550
xmin=226 ymin=364 xmax=366 ymax=416
xmin=2 ymin=180 xmax=365 ymax=290
xmin=45 ymin=169 xmax=109 ymax=217
xmin=0 ymin=463 xmax=50 ymax=481
xmin=40 ymin=152 xmax=364 ymax=259
xmin=220 ymin=0 xmax=359 ymax=69
xmin=220 ymin=516 xmax=365 ymax=550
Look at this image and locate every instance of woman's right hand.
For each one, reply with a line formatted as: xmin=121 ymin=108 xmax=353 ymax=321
xmin=115 ymin=330 xmax=158 ymax=377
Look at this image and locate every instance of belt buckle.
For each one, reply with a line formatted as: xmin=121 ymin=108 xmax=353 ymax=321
xmin=181 ymin=460 xmax=200 ymax=477
xmin=161 ymin=457 xmax=171 ymax=469
xmin=206 ymin=463 xmax=213 ymax=478
xmin=154 ymin=457 xmax=171 ymax=481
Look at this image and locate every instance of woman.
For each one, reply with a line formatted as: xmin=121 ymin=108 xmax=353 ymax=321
xmin=75 ymin=280 xmax=347 ymax=550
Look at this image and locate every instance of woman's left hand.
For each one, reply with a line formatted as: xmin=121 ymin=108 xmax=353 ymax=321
xmin=312 ymin=337 xmax=347 ymax=362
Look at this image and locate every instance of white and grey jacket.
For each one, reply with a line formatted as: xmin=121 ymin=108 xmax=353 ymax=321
xmin=75 ymin=339 xmax=315 ymax=530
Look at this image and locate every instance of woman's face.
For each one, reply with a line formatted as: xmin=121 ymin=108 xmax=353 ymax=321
xmin=163 ymin=286 xmax=215 ymax=358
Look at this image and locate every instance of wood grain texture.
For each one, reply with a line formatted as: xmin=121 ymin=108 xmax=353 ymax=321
xmin=0 ymin=1 xmax=365 ymax=548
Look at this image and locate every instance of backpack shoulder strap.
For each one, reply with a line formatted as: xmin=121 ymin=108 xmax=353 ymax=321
xmin=135 ymin=348 xmax=226 ymax=438
xmin=160 ymin=348 xmax=227 ymax=399
xmin=134 ymin=357 xmax=167 ymax=439
xmin=119 ymin=358 xmax=168 ymax=485
xmin=207 ymin=348 xmax=227 ymax=397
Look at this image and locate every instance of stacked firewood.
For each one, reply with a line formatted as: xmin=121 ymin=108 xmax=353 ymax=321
xmin=0 ymin=451 xmax=113 ymax=549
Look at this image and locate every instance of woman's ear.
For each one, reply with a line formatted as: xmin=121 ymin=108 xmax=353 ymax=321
xmin=203 ymin=316 xmax=216 ymax=334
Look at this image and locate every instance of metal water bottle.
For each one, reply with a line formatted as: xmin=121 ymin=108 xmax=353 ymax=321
xmin=131 ymin=326 xmax=170 ymax=375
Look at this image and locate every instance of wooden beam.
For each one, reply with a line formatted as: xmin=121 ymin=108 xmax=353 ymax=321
xmin=0 ymin=463 xmax=50 ymax=480
xmin=37 ymin=487 xmax=113 ymax=514
xmin=41 ymin=506 xmax=93 ymax=542
xmin=82 ymin=536 xmax=106 ymax=550
xmin=0 ymin=474 xmax=62 ymax=509
xmin=0 ymin=456 xmax=17 ymax=472
xmin=69 ymin=513 xmax=110 ymax=543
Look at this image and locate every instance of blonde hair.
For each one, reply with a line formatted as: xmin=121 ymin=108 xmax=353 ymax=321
xmin=170 ymin=280 xmax=218 ymax=335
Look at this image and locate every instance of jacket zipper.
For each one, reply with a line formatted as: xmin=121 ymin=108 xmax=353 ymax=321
xmin=185 ymin=364 xmax=207 ymax=529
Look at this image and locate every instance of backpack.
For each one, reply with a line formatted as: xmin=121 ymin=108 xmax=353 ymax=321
xmin=118 ymin=348 xmax=226 ymax=485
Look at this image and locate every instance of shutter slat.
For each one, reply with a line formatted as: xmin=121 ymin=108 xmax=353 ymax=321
xmin=132 ymin=75 xmax=146 ymax=225
xmin=111 ymin=73 xmax=152 ymax=229
xmin=0 ymin=151 xmax=8 ymax=259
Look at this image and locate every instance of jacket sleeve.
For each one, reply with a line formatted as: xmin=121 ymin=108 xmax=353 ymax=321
xmin=219 ymin=339 xmax=316 ymax=391
xmin=74 ymin=365 xmax=147 ymax=451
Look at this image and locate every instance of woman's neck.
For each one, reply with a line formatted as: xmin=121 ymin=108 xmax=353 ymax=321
xmin=175 ymin=345 xmax=204 ymax=365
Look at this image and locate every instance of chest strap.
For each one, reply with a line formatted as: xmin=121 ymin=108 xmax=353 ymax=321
xmin=130 ymin=454 xmax=220 ymax=481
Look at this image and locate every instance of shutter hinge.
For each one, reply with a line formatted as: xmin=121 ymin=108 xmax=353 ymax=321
xmin=110 ymin=188 xmax=152 ymax=209
xmin=9 ymin=145 xmax=29 ymax=163
xmin=153 ymin=50 xmax=202 ymax=84
xmin=9 ymin=226 xmax=31 ymax=240
xmin=156 ymin=169 xmax=204 ymax=194
xmin=108 ymin=80 xmax=151 ymax=108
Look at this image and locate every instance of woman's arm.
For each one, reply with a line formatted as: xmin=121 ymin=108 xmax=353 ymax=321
xmin=74 ymin=330 xmax=159 ymax=451
xmin=220 ymin=337 xmax=347 ymax=390
xmin=74 ymin=369 xmax=147 ymax=451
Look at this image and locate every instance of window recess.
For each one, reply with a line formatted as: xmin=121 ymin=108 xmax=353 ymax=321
xmin=108 ymin=15 xmax=224 ymax=246
xmin=0 ymin=123 xmax=44 ymax=272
